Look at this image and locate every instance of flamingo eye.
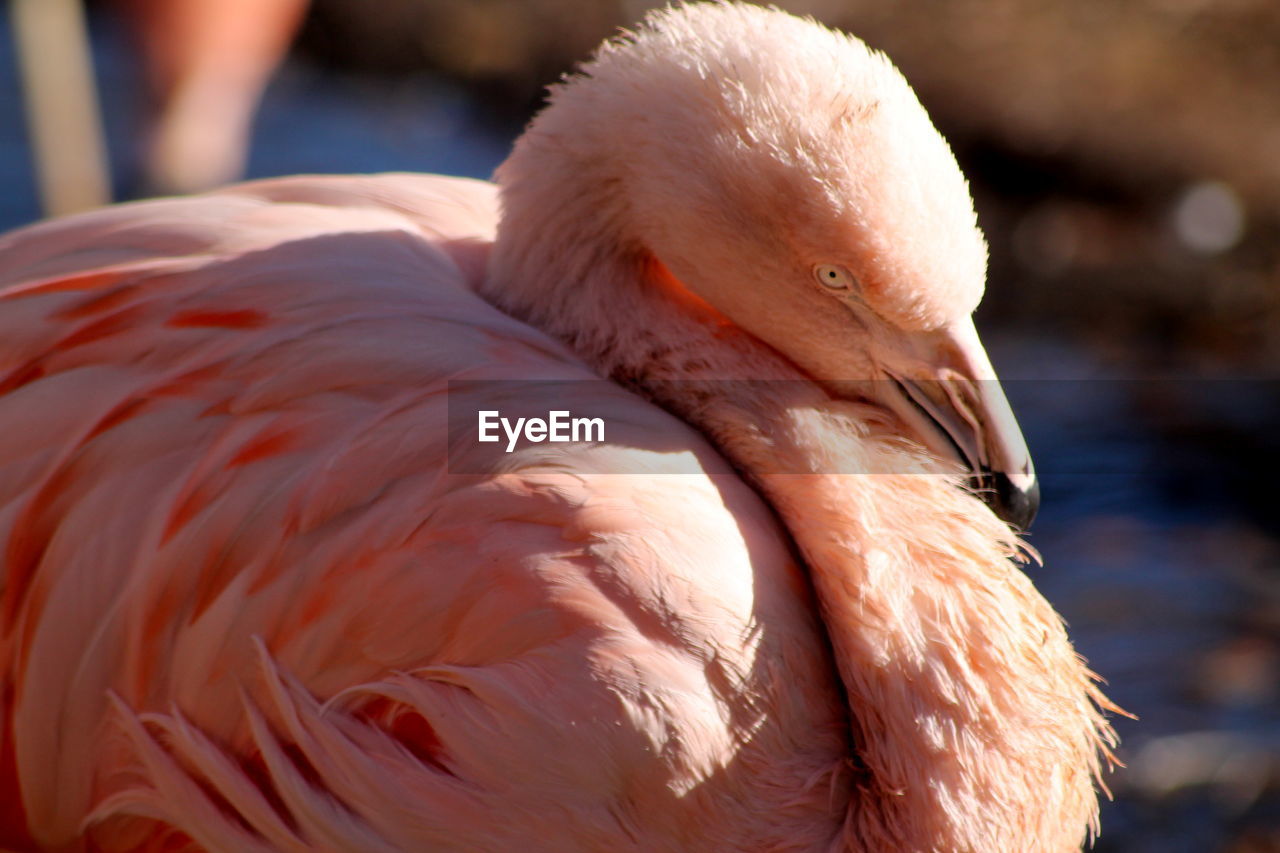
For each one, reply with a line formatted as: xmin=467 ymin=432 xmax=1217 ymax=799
xmin=813 ymin=264 xmax=855 ymax=290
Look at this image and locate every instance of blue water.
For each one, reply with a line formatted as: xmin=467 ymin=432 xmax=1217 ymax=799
xmin=0 ymin=5 xmax=39 ymax=229
xmin=0 ymin=8 xmax=509 ymax=230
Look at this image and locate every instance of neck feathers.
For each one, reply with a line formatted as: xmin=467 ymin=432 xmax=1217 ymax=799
xmin=487 ymin=112 xmax=1114 ymax=853
xmin=643 ymin=364 xmax=1116 ymax=851
xmin=760 ymin=459 xmax=1115 ymax=851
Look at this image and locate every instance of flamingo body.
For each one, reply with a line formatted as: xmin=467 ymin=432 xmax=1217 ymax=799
xmin=0 ymin=5 xmax=1115 ymax=851
xmin=0 ymin=175 xmax=847 ymax=851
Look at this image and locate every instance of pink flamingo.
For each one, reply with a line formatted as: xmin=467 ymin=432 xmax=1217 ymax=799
xmin=119 ymin=0 xmax=309 ymax=194
xmin=0 ymin=4 xmax=1116 ymax=851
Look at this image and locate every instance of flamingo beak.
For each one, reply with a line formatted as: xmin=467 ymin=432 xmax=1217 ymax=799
xmin=878 ymin=318 xmax=1039 ymax=530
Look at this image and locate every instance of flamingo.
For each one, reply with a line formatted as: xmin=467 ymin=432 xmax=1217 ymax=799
xmin=0 ymin=4 xmax=1116 ymax=851
xmin=118 ymin=0 xmax=310 ymax=194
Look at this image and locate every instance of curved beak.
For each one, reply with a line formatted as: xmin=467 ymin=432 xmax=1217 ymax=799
xmin=877 ymin=319 xmax=1039 ymax=530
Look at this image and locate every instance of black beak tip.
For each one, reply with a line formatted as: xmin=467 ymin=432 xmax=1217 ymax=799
xmin=981 ymin=471 xmax=1040 ymax=531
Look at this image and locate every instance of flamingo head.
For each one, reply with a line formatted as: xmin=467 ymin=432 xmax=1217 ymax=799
xmin=502 ymin=2 xmax=1038 ymax=527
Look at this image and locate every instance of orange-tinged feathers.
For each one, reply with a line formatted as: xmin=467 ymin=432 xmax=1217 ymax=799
xmin=0 ymin=175 xmax=851 ymax=851
xmin=0 ymin=5 xmax=1116 ymax=851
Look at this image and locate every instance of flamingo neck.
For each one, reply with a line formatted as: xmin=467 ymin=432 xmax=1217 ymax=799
xmin=656 ymin=378 xmax=1114 ymax=852
xmin=631 ymin=349 xmax=1112 ymax=851
xmin=487 ymin=148 xmax=1112 ymax=852
xmin=752 ymin=461 xmax=1112 ymax=851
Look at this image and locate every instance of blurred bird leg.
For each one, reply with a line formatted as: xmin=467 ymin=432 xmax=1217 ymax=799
xmin=119 ymin=0 xmax=309 ymax=194
xmin=11 ymin=0 xmax=111 ymax=216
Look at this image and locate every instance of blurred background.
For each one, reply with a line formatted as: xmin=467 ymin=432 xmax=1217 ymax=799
xmin=1 ymin=0 xmax=1278 ymax=849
